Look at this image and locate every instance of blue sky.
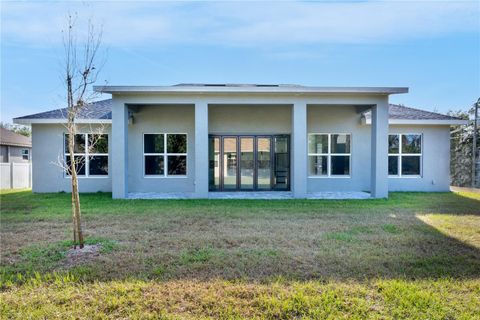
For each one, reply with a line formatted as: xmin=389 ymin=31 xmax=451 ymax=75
xmin=1 ymin=0 xmax=479 ymax=123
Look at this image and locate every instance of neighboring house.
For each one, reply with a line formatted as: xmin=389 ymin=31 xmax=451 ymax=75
xmin=13 ymin=84 xmax=467 ymax=199
xmin=0 ymin=127 xmax=31 ymax=163
xmin=0 ymin=127 xmax=32 ymax=189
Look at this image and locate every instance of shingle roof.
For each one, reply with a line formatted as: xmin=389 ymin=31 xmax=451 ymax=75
xmin=364 ymin=104 xmax=459 ymax=121
xmin=14 ymin=99 xmax=460 ymax=123
xmin=14 ymin=99 xmax=112 ymax=121
xmin=0 ymin=127 xmax=32 ymax=147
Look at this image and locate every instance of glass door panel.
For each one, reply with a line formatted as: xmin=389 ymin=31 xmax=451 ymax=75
xmin=208 ymin=137 xmax=220 ymax=191
xmin=223 ymin=137 xmax=237 ymax=190
xmin=257 ymin=137 xmax=272 ymax=190
xmin=209 ymin=135 xmax=289 ymax=191
xmin=274 ymin=136 xmax=289 ymax=190
xmin=240 ymin=137 xmax=254 ymax=190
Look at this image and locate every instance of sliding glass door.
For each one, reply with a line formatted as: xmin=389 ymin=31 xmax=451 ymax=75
xmin=240 ymin=137 xmax=254 ymax=190
xmin=256 ymin=137 xmax=272 ymax=190
xmin=209 ymin=135 xmax=290 ymax=191
xmin=273 ymin=136 xmax=290 ymax=190
xmin=223 ymin=137 xmax=238 ymax=190
xmin=208 ymin=137 xmax=220 ymax=190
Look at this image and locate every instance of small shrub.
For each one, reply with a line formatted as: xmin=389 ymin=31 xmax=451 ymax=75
xmin=324 ymin=232 xmax=354 ymax=242
xmin=151 ymin=266 xmax=166 ymax=277
xmin=382 ymin=224 xmax=400 ymax=234
xmin=349 ymin=226 xmax=373 ymax=234
xmin=20 ymin=243 xmax=67 ymax=270
xmin=1 ymin=238 xmax=118 ymax=286
xmin=179 ymin=248 xmax=219 ymax=264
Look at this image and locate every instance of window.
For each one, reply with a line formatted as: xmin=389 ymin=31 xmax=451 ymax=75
xmin=144 ymin=133 xmax=187 ymax=176
xmin=388 ymin=134 xmax=422 ymax=177
xmin=21 ymin=149 xmax=29 ymax=160
xmin=308 ymin=134 xmax=351 ymax=177
xmin=64 ymin=134 xmax=109 ymax=177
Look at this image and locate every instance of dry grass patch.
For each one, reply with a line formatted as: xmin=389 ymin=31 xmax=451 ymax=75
xmin=417 ymin=214 xmax=480 ymax=249
xmin=1 ymin=190 xmax=479 ymax=318
xmin=1 ymin=278 xmax=479 ymax=319
xmin=1 ymin=191 xmax=480 ymax=281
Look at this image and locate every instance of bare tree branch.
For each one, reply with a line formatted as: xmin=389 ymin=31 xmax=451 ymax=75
xmin=61 ymin=13 xmax=104 ymax=249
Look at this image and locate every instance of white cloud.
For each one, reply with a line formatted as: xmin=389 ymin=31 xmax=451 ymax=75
xmin=212 ymin=1 xmax=479 ymax=45
xmin=1 ymin=1 xmax=478 ymax=48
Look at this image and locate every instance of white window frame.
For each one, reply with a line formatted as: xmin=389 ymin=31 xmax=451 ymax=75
xmin=143 ymin=133 xmax=188 ymax=178
xmin=388 ymin=133 xmax=422 ymax=178
xmin=63 ymin=133 xmax=109 ymax=178
xmin=308 ymin=133 xmax=352 ymax=178
xmin=21 ymin=149 xmax=30 ymax=160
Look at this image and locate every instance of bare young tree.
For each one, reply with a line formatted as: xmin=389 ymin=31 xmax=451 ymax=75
xmin=62 ymin=14 xmax=103 ymax=249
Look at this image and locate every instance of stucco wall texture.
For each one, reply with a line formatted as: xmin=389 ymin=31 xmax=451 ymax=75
xmin=32 ymin=124 xmax=112 ymax=193
xmin=31 ymin=104 xmax=451 ymax=194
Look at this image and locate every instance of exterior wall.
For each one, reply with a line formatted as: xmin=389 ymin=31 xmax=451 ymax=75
xmin=0 ymin=145 xmax=31 ymax=163
xmin=8 ymin=146 xmax=31 ymax=163
xmin=307 ymin=105 xmax=371 ymax=192
xmin=31 ymin=124 xmax=112 ymax=193
xmin=209 ymin=104 xmax=292 ymax=134
xmin=388 ymin=125 xmax=451 ymax=192
xmin=306 ymin=107 xmax=452 ymax=193
xmin=126 ymin=104 xmax=290 ymax=194
xmin=127 ymin=105 xmax=196 ymax=193
xmin=109 ymin=93 xmax=392 ymax=198
xmin=0 ymin=146 xmax=7 ymax=163
xmin=29 ymin=93 xmax=453 ymax=195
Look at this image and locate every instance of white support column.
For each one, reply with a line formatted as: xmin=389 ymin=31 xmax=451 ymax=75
xmin=195 ymin=101 xmax=209 ymax=198
xmin=111 ymin=99 xmax=128 ymax=199
xmin=370 ymin=99 xmax=389 ymax=198
xmin=292 ymin=102 xmax=308 ymax=198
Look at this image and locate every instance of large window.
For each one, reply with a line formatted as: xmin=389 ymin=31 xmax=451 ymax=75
xmin=144 ymin=133 xmax=187 ymax=176
xmin=64 ymin=134 xmax=108 ymax=177
xmin=308 ymin=133 xmax=351 ymax=177
xmin=388 ymin=134 xmax=422 ymax=177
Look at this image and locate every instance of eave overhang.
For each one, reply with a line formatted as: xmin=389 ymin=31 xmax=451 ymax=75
xmin=94 ymin=85 xmax=409 ymax=95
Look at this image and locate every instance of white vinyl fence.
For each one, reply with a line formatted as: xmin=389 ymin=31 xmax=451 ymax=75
xmin=0 ymin=163 xmax=32 ymax=189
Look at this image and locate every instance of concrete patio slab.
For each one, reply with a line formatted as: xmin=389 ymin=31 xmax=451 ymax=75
xmin=128 ymin=191 xmax=371 ymax=200
xmin=209 ymin=192 xmax=294 ymax=199
xmin=306 ymin=192 xmax=371 ymax=200
xmin=128 ymin=192 xmax=195 ymax=199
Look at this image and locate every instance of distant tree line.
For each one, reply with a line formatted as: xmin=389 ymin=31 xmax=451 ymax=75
xmin=448 ymin=104 xmax=479 ymax=187
xmin=0 ymin=122 xmax=31 ymax=137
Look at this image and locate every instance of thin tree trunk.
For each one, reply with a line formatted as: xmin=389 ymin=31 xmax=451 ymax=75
xmin=68 ymin=136 xmax=78 ymax=249
xmin=67 ymin=75 xmax=84 ymax=249
xmin=71 ymin=184 xmax=77 ymax=249
xmin=68 ymin=129 xmax=84 ymax=249
xmin=74 ymin=180 xmax=84 ymax=248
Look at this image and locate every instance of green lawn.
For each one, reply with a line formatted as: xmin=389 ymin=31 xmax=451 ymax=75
xmin=1 ymin=190 xmax=479 ymax=319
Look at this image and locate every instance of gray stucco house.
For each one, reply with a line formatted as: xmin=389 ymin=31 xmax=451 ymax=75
xmin=0 ymin=127 xmax=31 ymax=163
xmin=14 ymin=84 xmax=466 ymax=199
